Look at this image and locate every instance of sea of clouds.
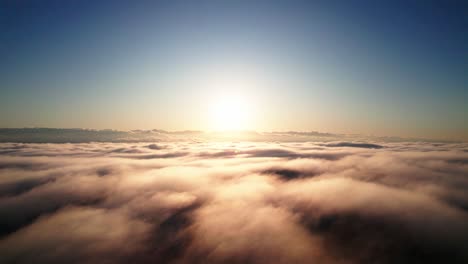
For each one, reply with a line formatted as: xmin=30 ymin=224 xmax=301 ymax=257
xmin=1 ymin=139 xmax=468 ymax=263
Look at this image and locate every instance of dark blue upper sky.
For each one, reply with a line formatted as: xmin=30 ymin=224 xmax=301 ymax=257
xmin=1 ymin=0 xmax=467 ymax=139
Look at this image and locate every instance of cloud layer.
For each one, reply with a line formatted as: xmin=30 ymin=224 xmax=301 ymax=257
xmin=1 ymin=141 xmax=468 ymax=263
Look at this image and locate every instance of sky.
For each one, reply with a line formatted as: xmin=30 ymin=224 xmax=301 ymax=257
xmin=1 ymin=0 xmax=467 ymax=140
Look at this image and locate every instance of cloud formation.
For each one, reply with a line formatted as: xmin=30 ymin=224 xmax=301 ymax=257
xmin=0 ymin=128 xmax=448 ymax=143
xmin=0 ymin=141 xmax=467 ymax=263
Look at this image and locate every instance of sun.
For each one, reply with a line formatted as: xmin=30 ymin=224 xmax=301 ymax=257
xmin=195 ymin=67 xmax=260 ymax=131
xmin=209 ymin=94 xmax=251 ymax=131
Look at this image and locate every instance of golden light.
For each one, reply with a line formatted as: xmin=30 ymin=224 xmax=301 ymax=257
xmin=209 ymin=93 xmax=252 ymax=131
xmin=191 ymin=65 xmax=262 ymax=131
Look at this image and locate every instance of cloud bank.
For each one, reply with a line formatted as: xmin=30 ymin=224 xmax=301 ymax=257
xmin=0 ymin=141 xmax=468 ymax=263
xmin=0 ymin=128 xmax=449 ymax=143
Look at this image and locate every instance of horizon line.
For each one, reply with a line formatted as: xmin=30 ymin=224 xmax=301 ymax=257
xmin=0 ymin=127 xmax=464 ymax=143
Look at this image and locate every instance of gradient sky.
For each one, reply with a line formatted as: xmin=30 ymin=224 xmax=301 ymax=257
xmin=1 ymin=0 xmax=467 ymax=140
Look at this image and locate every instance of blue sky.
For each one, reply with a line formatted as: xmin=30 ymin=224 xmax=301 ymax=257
xmin=0 ymin=0 xmax=467 ymax=140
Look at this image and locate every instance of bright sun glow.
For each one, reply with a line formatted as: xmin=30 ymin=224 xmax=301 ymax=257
xmin=197 ymin=67 xmax=260 ymax=131
xmin=210 ymin=94 xmax=252 ymax=131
